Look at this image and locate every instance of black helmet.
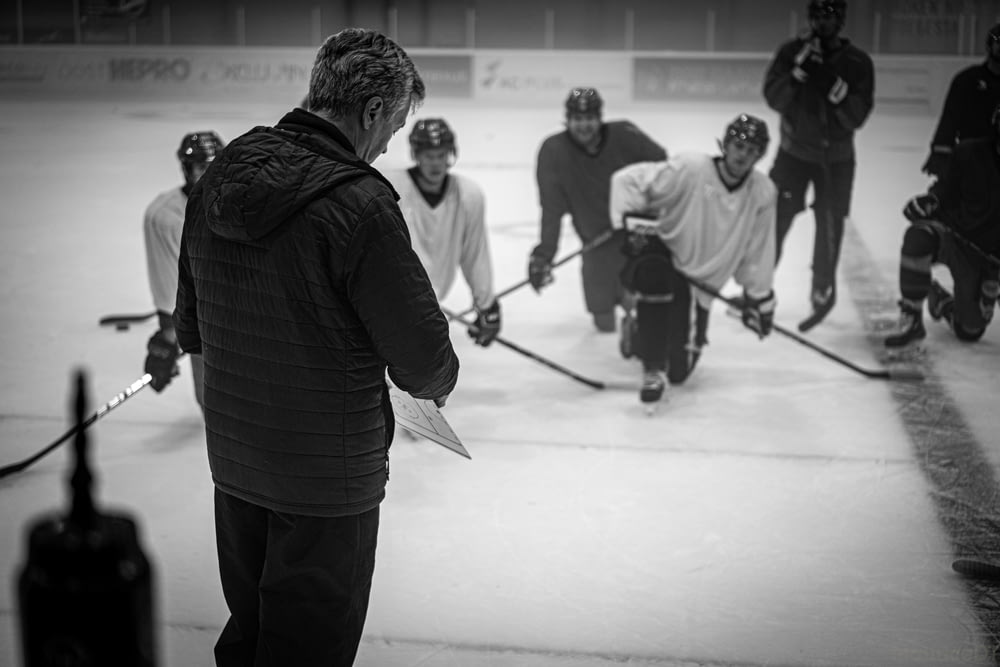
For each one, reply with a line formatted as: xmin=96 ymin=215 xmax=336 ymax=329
xmin=176 ymin=131 xmax=225 ymax=164
xmin=808 ymin=0 xmax=846 ymax=19
xmin=987 ymin=22 xmax=1000 ymax=52
xmin=564 ymin=87 xmax=603 ymax=116
xmin=723 ymin=114 xmax=770 ymax=154
xmin=409 ymin=118 xmax=456 ymax=155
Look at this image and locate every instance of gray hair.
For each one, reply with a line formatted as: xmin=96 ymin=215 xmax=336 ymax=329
xmin=308 ymin=28 xmax=425 ymax=120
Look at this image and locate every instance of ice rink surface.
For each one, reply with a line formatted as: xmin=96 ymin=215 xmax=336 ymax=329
xmin=1 ymin=94 xmax=999 ymax=666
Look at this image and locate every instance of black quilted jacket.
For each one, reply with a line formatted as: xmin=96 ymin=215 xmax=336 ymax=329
xmin=175 ymin=109 xmax=459 ymax=517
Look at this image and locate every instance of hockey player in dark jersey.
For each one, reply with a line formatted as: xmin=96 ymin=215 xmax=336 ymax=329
xmin=763 ymin=0 xmax=875 ymax=332
xmin=921 ymin=22 xmax=1000 ymax=179
xmin=528 ymin=87 xmax=667 ymax=332
xmin=885 ymin=102 xmax=1000 ymax=348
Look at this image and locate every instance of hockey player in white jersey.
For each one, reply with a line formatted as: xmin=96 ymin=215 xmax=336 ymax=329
xmin=609 ymin=114 xmax=778 ymax=408
xmin=142 ymin=131 xmax=224 ymax=409
xmin=387 ymin=118 xmax=501 ymax=345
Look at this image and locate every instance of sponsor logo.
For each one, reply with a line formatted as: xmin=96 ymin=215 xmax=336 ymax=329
xmin=199 ymin=61 xmax=310 ymax=85
xmin=57 ymin=60 xmax=107 ymax=82
xmin=479 ymin=59 xmax=562 ymax=92
xmin=0 ymin=60 xmax=46 ymax=82
xmin=412 ymin=55 xmax=472 ymax=97
xmin=109 ymin=58 xmax=190 ymax=82
xmin=634 ymin=58 xmax=765 ymax=100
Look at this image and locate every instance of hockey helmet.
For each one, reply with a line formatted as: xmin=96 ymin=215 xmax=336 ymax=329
xmin=808 ymin=0 xmax=846 ymax=18
xmin=808 ymin=0 xmax=846 ymax=30
xmin=176 ymin=131 xmax=225 ymax=164
xmin=723 ymin=114 xmax=770 ymax=155
xmin=409 ymin=118 xmax=456 ymax=155
xmin=987 ymin=22 xmax=1000 ymax=51
xmin=565 ymin=87 xmax=603 ymax=116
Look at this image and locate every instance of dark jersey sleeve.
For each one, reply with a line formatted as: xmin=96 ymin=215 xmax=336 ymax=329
xmin=533 ymin=136 xmax=569 ymax=262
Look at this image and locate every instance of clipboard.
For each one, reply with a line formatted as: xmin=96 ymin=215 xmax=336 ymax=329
xmin=388 ymin=385 xmax=470 ymax=459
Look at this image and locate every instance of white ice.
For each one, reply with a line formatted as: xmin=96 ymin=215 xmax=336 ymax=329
xmin=1 ymin=95 xmax=999 ymax=667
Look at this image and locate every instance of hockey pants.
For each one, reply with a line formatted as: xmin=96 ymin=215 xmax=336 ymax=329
xmin=621 ymin=239 xmax=709 ymax=385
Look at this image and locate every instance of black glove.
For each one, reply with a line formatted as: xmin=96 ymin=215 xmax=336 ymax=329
xmin=469 ymin=301 xmax=501 ymax=347
xmin=921 ymin=149 xmax=950 ymax=178
xmin=528 ymin=254 xmax=553 ymax=292
xmin=741 ymin=290 xmax=776 ymax=339
xmin=792 ymin=38 xmax=821 ymax=82
xmin=902 ymin=193 xmax=938 ymax=223
xmin=145 ymin=329 xmax=180 ymax=392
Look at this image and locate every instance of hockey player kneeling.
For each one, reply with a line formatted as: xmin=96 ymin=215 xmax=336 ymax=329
xmin=885 ymin=101 xmax=1000 ymax=349
xmin=610 ymin=114 xmax=779 ymax=410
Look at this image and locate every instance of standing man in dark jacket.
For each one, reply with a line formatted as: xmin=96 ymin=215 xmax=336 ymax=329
xmin=763 ymin=0 xmax=874 ymax=332
xmin=921 ymin=22 xmax=1000 ymax=179
xmin=174 ymin=28 xmax=459 ymax=666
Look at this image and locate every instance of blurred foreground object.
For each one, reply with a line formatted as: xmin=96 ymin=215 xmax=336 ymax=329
xmin=18 ymin=369 xmax=157 ymax=666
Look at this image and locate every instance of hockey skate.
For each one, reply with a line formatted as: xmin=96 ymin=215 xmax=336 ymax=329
xmin=798 ymin=285 xmax=836 ymax=332
xmin=884 ymin=300 xmax=926 ymax=348
xmin=926 ymin=280 xmax=954 ymax=322
xmin=639 ymin=370 xmax=667 ymax=415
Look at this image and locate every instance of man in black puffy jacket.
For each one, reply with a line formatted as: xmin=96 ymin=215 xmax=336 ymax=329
xmin=175 ymin=28 xmax=459 ymax=666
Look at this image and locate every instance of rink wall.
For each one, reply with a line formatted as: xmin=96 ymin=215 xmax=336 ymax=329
xmin=0 ymin=46 xmax=978 ymax=115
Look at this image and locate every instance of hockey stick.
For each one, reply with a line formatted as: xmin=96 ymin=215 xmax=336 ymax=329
xmin=684 ymin=277 xmax=924 ymax=382
xmin=950 ymin=230 xmax=1000 ymax=268
xmin=453 ymin=229 xmax=616 ymax=320
xmin=0 ymin=372 xmax=154 ymax=479
xmin=441 ymin=307 xmax=619 ymax=390
xmin=98 ymin=310 xmax=158 ymax=331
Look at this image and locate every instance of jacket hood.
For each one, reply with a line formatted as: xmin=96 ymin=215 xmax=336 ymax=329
xmin=197 ymin=111 xmax=389 ymax=242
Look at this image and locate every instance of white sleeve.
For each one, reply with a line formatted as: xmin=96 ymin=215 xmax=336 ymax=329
xmin=609 ymin=161 xmax=670 ymax=230
xmin=734 ymin=179 xmax=778 ymax=300
xmin=143 ymin=192 xmax=184 ymax=318
xmin=458 ymin=182 xmax=496 ymax=310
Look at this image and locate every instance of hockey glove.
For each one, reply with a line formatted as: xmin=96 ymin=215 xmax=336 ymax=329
xmin=921 ymin=148 xmax=950 ymax=178
xmin=469 ymin=301 xmax=502 ymax=347
xmin=741 ymin=290 xmax=776 ymax=339
xmin=528 ymin=254 xmax=554 ymax=292
xmin=826 ymin=77 xmax=848 ymax=104
xmin=902 ymin=193 xmax=939 ymax=223
xmin=792 ymin=37 xmax=822 ymax=83
xmin=981 ymin=280 xmax=999 ymax=324
xmin=145 ymin=329 xmax=180 ymax=392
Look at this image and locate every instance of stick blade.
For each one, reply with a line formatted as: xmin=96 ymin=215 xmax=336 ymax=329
xmin=99 ymin=311 xmax=157 ymax=328
xmin=888 ymin=367 xmax=925 ymax=382
xmin=953 ymin=558 xmax=1000 ymax=581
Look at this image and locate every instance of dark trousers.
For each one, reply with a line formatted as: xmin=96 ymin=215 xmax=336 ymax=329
xmin=770 ymin=150 xmax=856 ymax=293
xmin=213 ymin=489 xmax=379 ymax=667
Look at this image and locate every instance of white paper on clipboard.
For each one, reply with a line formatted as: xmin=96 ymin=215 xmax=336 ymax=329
xmin=388 ymin=385 xmax=469 ymax=459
